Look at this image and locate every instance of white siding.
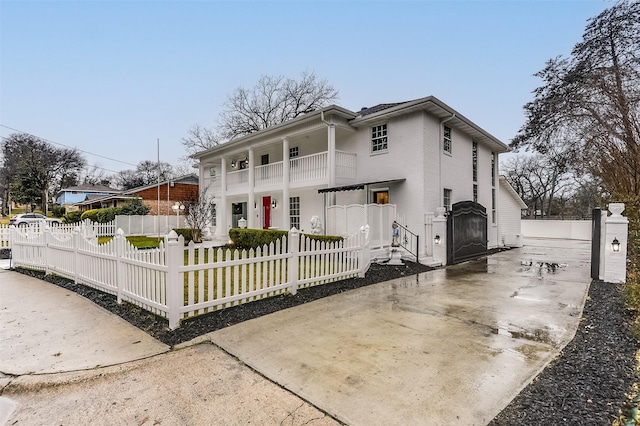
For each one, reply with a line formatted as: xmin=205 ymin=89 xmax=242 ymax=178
xmin=498 ymin=177 xmax=525 ymax=247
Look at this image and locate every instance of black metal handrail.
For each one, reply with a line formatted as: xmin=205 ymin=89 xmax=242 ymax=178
xmin=393 ymin=221 xmax=420 ymax=264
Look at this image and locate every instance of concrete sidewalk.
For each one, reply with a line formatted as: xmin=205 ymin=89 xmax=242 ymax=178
xmin=0 ymin=266 xmax=338 ymax=426
xmin=0 ymin=238 xmax=591 ymax=425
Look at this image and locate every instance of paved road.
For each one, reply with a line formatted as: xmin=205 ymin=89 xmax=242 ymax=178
xmin=0 ymin=238 xmax=591 ymax=425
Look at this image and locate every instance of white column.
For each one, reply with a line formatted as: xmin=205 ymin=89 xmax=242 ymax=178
xmin=248 ymin=149 xmax=255 ymax=229
xmin=603 ymin=203 xmax=628 ymax=283
xmin=327 ymin=124 xmax=336 ymax=205
xmin=216 ymin=158 xmax=228 ymax=239
xmin=282 ymin=137 xmax=290 ymax=229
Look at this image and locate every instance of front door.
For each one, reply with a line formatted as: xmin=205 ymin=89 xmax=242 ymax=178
xmin=262 ymin=196 xmax=271 ymax=229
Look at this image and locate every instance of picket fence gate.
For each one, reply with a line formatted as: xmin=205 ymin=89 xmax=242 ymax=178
xmin=10 ymin=225 xmax=371 ymax=329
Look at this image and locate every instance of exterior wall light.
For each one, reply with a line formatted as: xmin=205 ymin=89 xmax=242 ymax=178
xmin=271 ymin=198 xmax=277 ymax=209
xmin=612 ymin=237 xmax=621 ymax=252
xmin=231 ymin=160 xmax=237 ymax=169
xmin=434 ymin=234 xmax=441 ymax=245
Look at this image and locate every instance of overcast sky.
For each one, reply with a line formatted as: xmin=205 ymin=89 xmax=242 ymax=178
xmin=0 ymin=0 xmax=611 ymax=175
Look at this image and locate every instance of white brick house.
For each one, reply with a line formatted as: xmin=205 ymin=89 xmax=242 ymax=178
xmin=193 ymin=96 xmax=510 ymax=264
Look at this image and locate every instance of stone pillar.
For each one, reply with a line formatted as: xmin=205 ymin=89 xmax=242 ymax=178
xmin=603 ymin=203 xmax=628 ymax=284
xmin=432 ymin=207 xmax=447 ymax=266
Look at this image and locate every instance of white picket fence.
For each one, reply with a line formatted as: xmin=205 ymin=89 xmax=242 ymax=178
xmin=0 ymin=219 xmax=115 ymax=249
xmin=10 ymin=226 xmax=371 ymax=329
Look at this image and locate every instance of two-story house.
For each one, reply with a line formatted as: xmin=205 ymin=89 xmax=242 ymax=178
xmin=193 ymin=96 xmax=510 ymax=263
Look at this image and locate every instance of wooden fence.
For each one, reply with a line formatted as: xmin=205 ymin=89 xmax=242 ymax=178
xmin=10 ymin=226 xmax=371 ymax=329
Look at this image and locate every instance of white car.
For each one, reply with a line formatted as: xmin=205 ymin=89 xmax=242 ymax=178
xmin=10 ymin=213 xmax=62 ymax=227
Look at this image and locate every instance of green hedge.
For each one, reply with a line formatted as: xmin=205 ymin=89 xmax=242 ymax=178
xmin=96 ymin=207 xmax=121 ymax=223
xmin=228 ymin=228 xmax=343 ymax=250
xmin=80 ymin=209 xmax=100 ymax=222
xmin=173 ymin=228 xmax=201 ymax=244
xmin=50 ymin=205 xmax=66 ymax=218
xmin=64 ymin=210 xmax=83 ymax=223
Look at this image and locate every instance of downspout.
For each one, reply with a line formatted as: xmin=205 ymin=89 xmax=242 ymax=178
xmin=439 ymin=113 xmax=455 ymax=207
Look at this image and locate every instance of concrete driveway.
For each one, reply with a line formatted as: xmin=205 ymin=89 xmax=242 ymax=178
xmin=209 ymin=238 xmax=591 ymax=425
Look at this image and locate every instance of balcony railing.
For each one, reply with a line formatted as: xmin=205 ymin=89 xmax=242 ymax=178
xmin=290 ymin=152 xmax=327 ymax=183
xmin=336 ymin=150 xmax=357 ymax=180
xmin=214 ymin=150 xmax=357 ymax=193
xmin=255 ymin=162 xmax=284 ymax=188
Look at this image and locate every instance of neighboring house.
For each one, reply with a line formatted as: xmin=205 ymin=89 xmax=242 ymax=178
xmin=56 ymin=184 xmax=121 ymax=212
xmin=498 ymin=176 xmax=528 ymax=247
xmin=193 ymin=96 xmax=510 ymax=263
xmin=73 ymin=174 xmax=199 ymax=215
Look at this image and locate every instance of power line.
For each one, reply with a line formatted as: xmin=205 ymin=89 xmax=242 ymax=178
xmin=0 ymin=124 xmax=139 ymax=168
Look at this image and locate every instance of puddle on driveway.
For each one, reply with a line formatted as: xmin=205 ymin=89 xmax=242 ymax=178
xmin=491 ymin=326 xmax=557 ymax=346
xmin=520 ymin=260 xmax=568 ymax=277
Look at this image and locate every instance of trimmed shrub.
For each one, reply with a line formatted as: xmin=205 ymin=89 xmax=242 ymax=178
xmin=64 ymin=210 xmax=83 ymax=223
xmin=229 ymin=228 xmax=288 ymax=250
xmin=96 ymin=207 xmax=121 ymax=223
xmin=80 ymin=209 xmax=100 ymax=222
xmin=120 ymin=199 xmax=150 ymax=216
xmin=50 ymin=205 xmax=66 ymax=218
xmin=173 ymin=228 xmax=201 ymax=244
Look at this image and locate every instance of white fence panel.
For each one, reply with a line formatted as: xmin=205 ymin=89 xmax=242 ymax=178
xmin=0 ymin=225 xmax=10 ymax=249
xmin=327 ymin=204 xmax=395 ymax=250
xmin=115 ymin=215 xmax=185 ymax=236
xmin=10 ymin=226 xmax=371 ymax=330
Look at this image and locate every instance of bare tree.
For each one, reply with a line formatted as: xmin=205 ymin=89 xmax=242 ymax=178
xmin=183 ymin=193 xmax=216 ymax=243
xmin=217 ymin=71 xmax=338 ymax=140
xmin=512 ymin=1 xmax=640 ymax=198
xmin=181 ymin=124 xmax=220 ymax=161
xmin=502 ymin=152 xmax=575 ymax=218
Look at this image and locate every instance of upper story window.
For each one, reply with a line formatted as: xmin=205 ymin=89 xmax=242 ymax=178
xmin=289 ymin=146 xmax=299 ymax=158
xmin=491 ymin=152 xmax=496 ymax=186
xmin=371 ymin=124 xmax=388 ymax=152
xmin=472 ymin=141 xmax=478 ymax=182
xmin=443 ymin=125 xmax=452 ymax=154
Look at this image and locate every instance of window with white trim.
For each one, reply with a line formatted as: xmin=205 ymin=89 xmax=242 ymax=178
xmin=290 ymin=196 xmax=300 ymax=230
xmin=491 ymin=152 xmax=496 ymax=223
xmin=443 ymin=125 xmax=452 ymax=154
xmin=472 ymin=141 xmax=478 ymax=182
xmin=491 ymin=152 xmax=496 ymax=186
xmin=371 ymin=124 xmax=388 ymax=152
xmin=492 ymin=188 xmax=496 ymax=224
xmin=289 ymin=146 xmax=299 ymax=158
xmin=443 ymin=188 xmax=452 ymax=211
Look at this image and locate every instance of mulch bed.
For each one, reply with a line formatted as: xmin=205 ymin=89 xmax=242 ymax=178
xmin=489 ymin=280 xmax=639 ymax=425
xmin=12 ymin=256 xmax=640 ymax=424
xmin=14 ymin=261 xmax=432 ymax=347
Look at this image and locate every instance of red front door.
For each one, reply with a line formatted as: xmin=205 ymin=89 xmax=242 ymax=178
xmin=263 ymin=196 xmax=271 ymax=229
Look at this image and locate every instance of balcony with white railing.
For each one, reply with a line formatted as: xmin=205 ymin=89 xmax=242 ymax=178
xmin=336 ymin=150 xmax=357 ymax=181
xmin=255 ymin=162 xmax=284 ymax=188
xmin=290 ymin=152 xmax=327 ymax=184
xmin=202 ymin=176 xmax=222 ymax=197
xmin=220 ymin=150 xmax=357 ymax=193
xmin=227 ymin=168 xmax=249 ymax=191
